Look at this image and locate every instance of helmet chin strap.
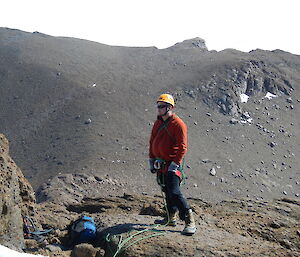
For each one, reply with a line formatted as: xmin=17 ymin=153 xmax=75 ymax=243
xmin=160 ymin=106 xmax=171 ymax=117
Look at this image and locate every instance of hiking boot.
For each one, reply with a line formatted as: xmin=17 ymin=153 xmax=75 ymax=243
xmin=154 ymin=212 xmax=177 ymax=226
xmin=182 ymin=209 xmax=196 ymax=235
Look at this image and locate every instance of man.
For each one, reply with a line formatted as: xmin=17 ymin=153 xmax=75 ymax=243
xmin=148 ymin=93 xmax=196 ymax=235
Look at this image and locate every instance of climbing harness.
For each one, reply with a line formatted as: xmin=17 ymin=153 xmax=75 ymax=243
xmin=23 ymin=215 xmax=53 ymax=242
xmin=156 ymin=157 xmax=186 ymax=187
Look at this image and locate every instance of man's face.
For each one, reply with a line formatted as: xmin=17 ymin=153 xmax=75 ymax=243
xmin=157 ymin=101 xmax=170 ymax=116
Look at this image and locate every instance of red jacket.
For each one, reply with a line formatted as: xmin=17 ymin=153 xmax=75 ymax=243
xmin=149 ymin=114 xmax=187 ymax=165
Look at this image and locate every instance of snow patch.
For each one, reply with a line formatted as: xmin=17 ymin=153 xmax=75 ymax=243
xmin=240 ymin=93 xmax=249 ymax=103
xmin=0 ymin=245 xmax=48 ymax=257
xmin=265 ymin=92 xmax=277 ymax=100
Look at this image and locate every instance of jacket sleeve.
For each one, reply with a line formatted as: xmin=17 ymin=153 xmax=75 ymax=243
xmin=173 ymin=121 xmax=187 ymax=165
xmin=149 ymin=121 xmax=158 ymax=159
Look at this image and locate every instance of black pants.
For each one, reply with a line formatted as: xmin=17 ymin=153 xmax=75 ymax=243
xmin=163 ymin=171 xmax=190 ymax=220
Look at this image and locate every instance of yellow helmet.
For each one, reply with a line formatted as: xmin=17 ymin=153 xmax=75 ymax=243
xmin=157 ymin=94 xmax=175 ymax=107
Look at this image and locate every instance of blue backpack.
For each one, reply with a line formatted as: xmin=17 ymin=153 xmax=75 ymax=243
xmin=70 ymin=215 xmax=97 ymax=245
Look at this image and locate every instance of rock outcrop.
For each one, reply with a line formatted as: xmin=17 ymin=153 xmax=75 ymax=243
xmin=0 ymin=134 xmax=36 ymax=251
xmin=187 ymin=59 xmax=295 ymax=116
xmin=169 ymin=37 xmax=208 ymax=51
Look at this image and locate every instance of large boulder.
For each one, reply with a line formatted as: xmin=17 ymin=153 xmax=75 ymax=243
xmin=0 ymin=134 xmax=36 ymax=251
xmin=71 ymin=243 xmax=98 ymax=257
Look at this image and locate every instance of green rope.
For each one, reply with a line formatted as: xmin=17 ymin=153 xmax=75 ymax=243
xmin=107 ymin=228 xmax=165 ymax=257
xmin=105 ymin=181 xmax=170 ymax=257
xmin=122 ymin=232 xmax=166 ymax=251
xmin=179 ymin=157 xmax=186 ymax=185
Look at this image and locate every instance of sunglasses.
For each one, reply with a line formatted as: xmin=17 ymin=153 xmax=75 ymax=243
xmin=157 ymin=104 xmax=168 ymax=109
